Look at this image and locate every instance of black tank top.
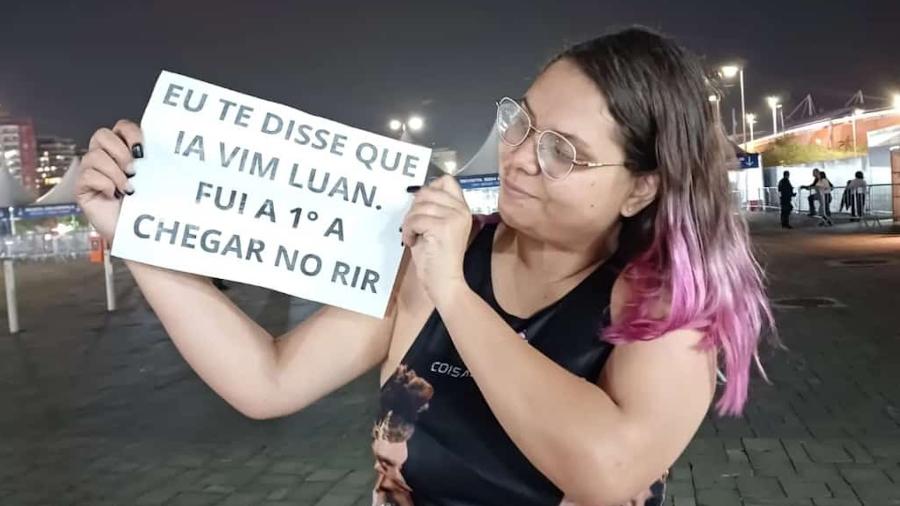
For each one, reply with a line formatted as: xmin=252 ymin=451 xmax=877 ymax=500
xmin=371 ymin=220 xmax=665 ymax=506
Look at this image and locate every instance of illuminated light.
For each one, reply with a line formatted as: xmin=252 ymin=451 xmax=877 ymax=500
xmin=720 ymin=65 xmax=740 ymax=79
xmin=767 ymin=96 xmax=780 ymax=109
xmin=388 ymin=119 xmax=402 ymax=131
xmin=443 ymin=161 xmax=457 ymax=173
xmin=893 ymin=94 xmax=900 ymax=110
xmin=407 ymin=116 xmax=424 ymax=131
xmin=745 ymin=113 xmax=757 ymax=124
xmin=853 ymin=108 xmax=864 ymax=116
xmin=708 ymin=94 xmax=719 ymax=103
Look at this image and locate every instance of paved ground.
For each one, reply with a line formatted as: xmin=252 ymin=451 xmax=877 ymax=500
xmin=0 ymin=212 xmax=899 ymax=505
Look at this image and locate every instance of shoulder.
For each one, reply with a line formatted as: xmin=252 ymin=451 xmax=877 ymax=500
xmin=605 ymin=271 xmax=716 ymax=392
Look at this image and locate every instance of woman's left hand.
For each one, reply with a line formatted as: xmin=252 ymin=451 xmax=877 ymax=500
xmin=401 ymin=176 xmax=472 ymax=307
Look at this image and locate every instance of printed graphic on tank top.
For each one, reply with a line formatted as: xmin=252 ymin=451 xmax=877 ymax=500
xmin=372 ymin=219 xmax=667 ymax=506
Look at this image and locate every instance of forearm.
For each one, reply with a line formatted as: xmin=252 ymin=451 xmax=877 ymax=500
xmin=126 ymin=260 xmax=281 ymax=416
xmin=435 ymin=283 xmax=634 ymax=502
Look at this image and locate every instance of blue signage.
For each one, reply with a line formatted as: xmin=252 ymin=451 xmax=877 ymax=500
xmin=0 ymin=204 xmax=81 ymax=220
xmin=458 ymin=174 xmax=500 ymax=189
xmin=738 ymin=153 xmax=761 ymax=169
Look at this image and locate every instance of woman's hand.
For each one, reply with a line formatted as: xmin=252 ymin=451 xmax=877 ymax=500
xmin=400 ymin=176 xmax=472 ymax=307
xmin=75 ymin=120 xmax=143 ymax=242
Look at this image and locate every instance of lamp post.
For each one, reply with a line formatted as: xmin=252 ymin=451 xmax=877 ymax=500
xmin=388 ymin=115 xmax=425 ymax=137
xmin=709 ymin=94 xmax=721 ymax=122
xmin=767 ymin=96 xmax=780 ymax=137
xmin=746 ymin=113 xmax=757 ymax=143
xmin=721 ymin=65 xmax=746 ymax=147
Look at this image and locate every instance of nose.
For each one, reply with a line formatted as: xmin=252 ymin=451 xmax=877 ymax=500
xmin=501 ymin=132 xmax=541 ymax=178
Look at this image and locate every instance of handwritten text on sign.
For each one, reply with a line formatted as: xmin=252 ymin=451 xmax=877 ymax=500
xmin=111 ymin=71 xmax=430 ymax=317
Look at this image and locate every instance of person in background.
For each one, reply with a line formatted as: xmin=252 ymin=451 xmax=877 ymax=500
xmin=815 ymin=170 xmax=834 ymax=226
xmin=846 ymin=171 xmax=868 ymax=222
xmin=777 ymin=171 xmax=795 ymax=229
xmin=800 ymin=168 xmax=820 ymax=216
xmin=839 ymin=180 xmax=853 ymax=214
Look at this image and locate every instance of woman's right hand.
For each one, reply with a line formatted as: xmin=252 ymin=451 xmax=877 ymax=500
xmin=75 ymin=119 xmax=143 ymax=242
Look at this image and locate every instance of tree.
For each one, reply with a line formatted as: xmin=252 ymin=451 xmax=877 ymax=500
xmin=761 ymin=137 xmax=857 ymax=167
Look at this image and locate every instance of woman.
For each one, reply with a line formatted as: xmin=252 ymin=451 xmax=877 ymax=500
xmin=75 ymin=27 xmax=770 ymax=506
xmin=846 ymin=171 xmax=867 ymax=221
xmin=815 ymin=171 xmax=834 ymax=226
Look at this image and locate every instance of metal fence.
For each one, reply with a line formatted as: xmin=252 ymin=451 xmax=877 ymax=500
xmin=0 ymin=229 xmax=94 ymax=261
xmin=752 ymin=184 xmax=895 ymax=220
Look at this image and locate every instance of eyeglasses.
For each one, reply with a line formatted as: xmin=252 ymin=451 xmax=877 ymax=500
xmin=495 ymin=96 xmax=626 ymax=180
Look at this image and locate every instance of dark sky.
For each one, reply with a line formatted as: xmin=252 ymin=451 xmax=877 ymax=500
xmin=3 ymin=0 xmax=898 ymax=159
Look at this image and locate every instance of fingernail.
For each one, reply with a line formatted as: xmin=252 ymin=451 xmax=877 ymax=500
xmin=125 ymin=163 xmax=136 ymax=178
xmin=406 ymin=185 xmax=421 ymax=193
xmin=113 ymin=189 xmax=122 ymax=199
xmin=131 ymin=143 xmax=144 ymax=159
xmin=124 ymin=182 xmax=135 ymax=195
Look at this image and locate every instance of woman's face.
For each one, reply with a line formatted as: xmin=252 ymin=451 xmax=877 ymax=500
xmin=498 ymin=58 xmax=655 ymax=248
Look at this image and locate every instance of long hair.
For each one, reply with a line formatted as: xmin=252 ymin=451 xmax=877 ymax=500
xmin=552 ymin=27 xmax=774 ymax=416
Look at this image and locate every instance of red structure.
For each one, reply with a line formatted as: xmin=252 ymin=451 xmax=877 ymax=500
xmin=0 ymin=116 xmax=39 ymax=191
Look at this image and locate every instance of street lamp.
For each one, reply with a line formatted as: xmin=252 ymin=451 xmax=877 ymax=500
xmin=720 ymin=65 xmax=746 ymax=147
xmin=767 ymin=96 xmax=780 ymax=136
xmin=407 ymin=116 xmax=424 ymax=131
xmin=388 ymin=115 xmax=425 ymax=136
xmin=746 ymin=113 xmax=757 ymax=142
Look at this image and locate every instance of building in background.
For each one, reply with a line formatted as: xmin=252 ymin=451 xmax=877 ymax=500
xmin=36 ymin=136 xmax=78 ymax=195
xmin=0 ymin=114 xmax=39 ymax=192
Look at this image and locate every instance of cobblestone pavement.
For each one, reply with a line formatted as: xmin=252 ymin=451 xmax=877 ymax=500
xmin=1 ymin=218 xmax=899 ymax=505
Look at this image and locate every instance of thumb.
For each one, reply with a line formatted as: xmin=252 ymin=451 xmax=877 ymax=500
xmin=430 ymin=175 xmax=465 ymax=202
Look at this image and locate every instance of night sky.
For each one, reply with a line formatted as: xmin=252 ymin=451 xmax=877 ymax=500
xmin=3 ymin=0 xmax=898 ymax=160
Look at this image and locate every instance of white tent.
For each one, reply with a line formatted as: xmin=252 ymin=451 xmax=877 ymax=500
xmin=36 ymin=158 xmax=80 ymax=205
xmin=0 ymin=165 xmax=37 ymax=207
xmin=458 ymin=124 xmax=499 ymax=176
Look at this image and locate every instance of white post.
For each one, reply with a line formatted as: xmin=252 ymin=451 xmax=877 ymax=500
xmin=4 ymin=260 xmax=18 ymax=334
xmin=739 ymin=69 xmax=746 ymax=147
xmin=103 ymin=245 xmax=116 ymax=312
xmin=8 ymin=207 xmax=16 ymax=236
xmin=771 ymin=107 xmax=778 ymax=137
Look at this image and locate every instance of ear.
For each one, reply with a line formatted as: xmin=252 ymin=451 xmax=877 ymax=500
xmin=621 ymin=172 xmax=660 ymax=218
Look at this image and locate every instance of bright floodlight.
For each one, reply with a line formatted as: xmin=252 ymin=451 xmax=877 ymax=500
xmin=893 ymin=94 xmax=900 ymax=110
xmin=708 ymin=94 xmax=719 ymax=103
xmin=407 ymin=116 xmax=424 ymax=131
xmin=766 ymin=96 xmax=780 ymax=109
xmin=720 ymin=65 xmax=740 ymax=79
xmin=745 ymin=113 xmax=757 ymax=124
xmin=443 ymin=161 xmax=458 ymax=173
xmin=389 ymin=119 xmax=403 ymax=131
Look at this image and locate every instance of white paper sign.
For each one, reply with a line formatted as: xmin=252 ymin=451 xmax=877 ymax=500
xmin=112 ymin=71 xmax=430 ymax=317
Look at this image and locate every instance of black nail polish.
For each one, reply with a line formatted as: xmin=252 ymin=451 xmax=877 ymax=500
xmin=124 ymin=188 xmax=135 ymax=196
xmin=131 ymin=143 xmax=144 ymax=159
xmin=113 ymin=189 xmax=122 ymax=199
xmin=406 ymin=185 xmax=421 ymax=193
xmin=126 ymin=171 xmax=136 ymax=179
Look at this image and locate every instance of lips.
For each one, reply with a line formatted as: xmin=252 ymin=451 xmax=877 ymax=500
xmin=501 ymin=178 xmax=536 ymax=198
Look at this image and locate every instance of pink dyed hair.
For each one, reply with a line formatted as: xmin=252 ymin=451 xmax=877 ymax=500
xmin=556 ymin=28 xmax=775 ymax=416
